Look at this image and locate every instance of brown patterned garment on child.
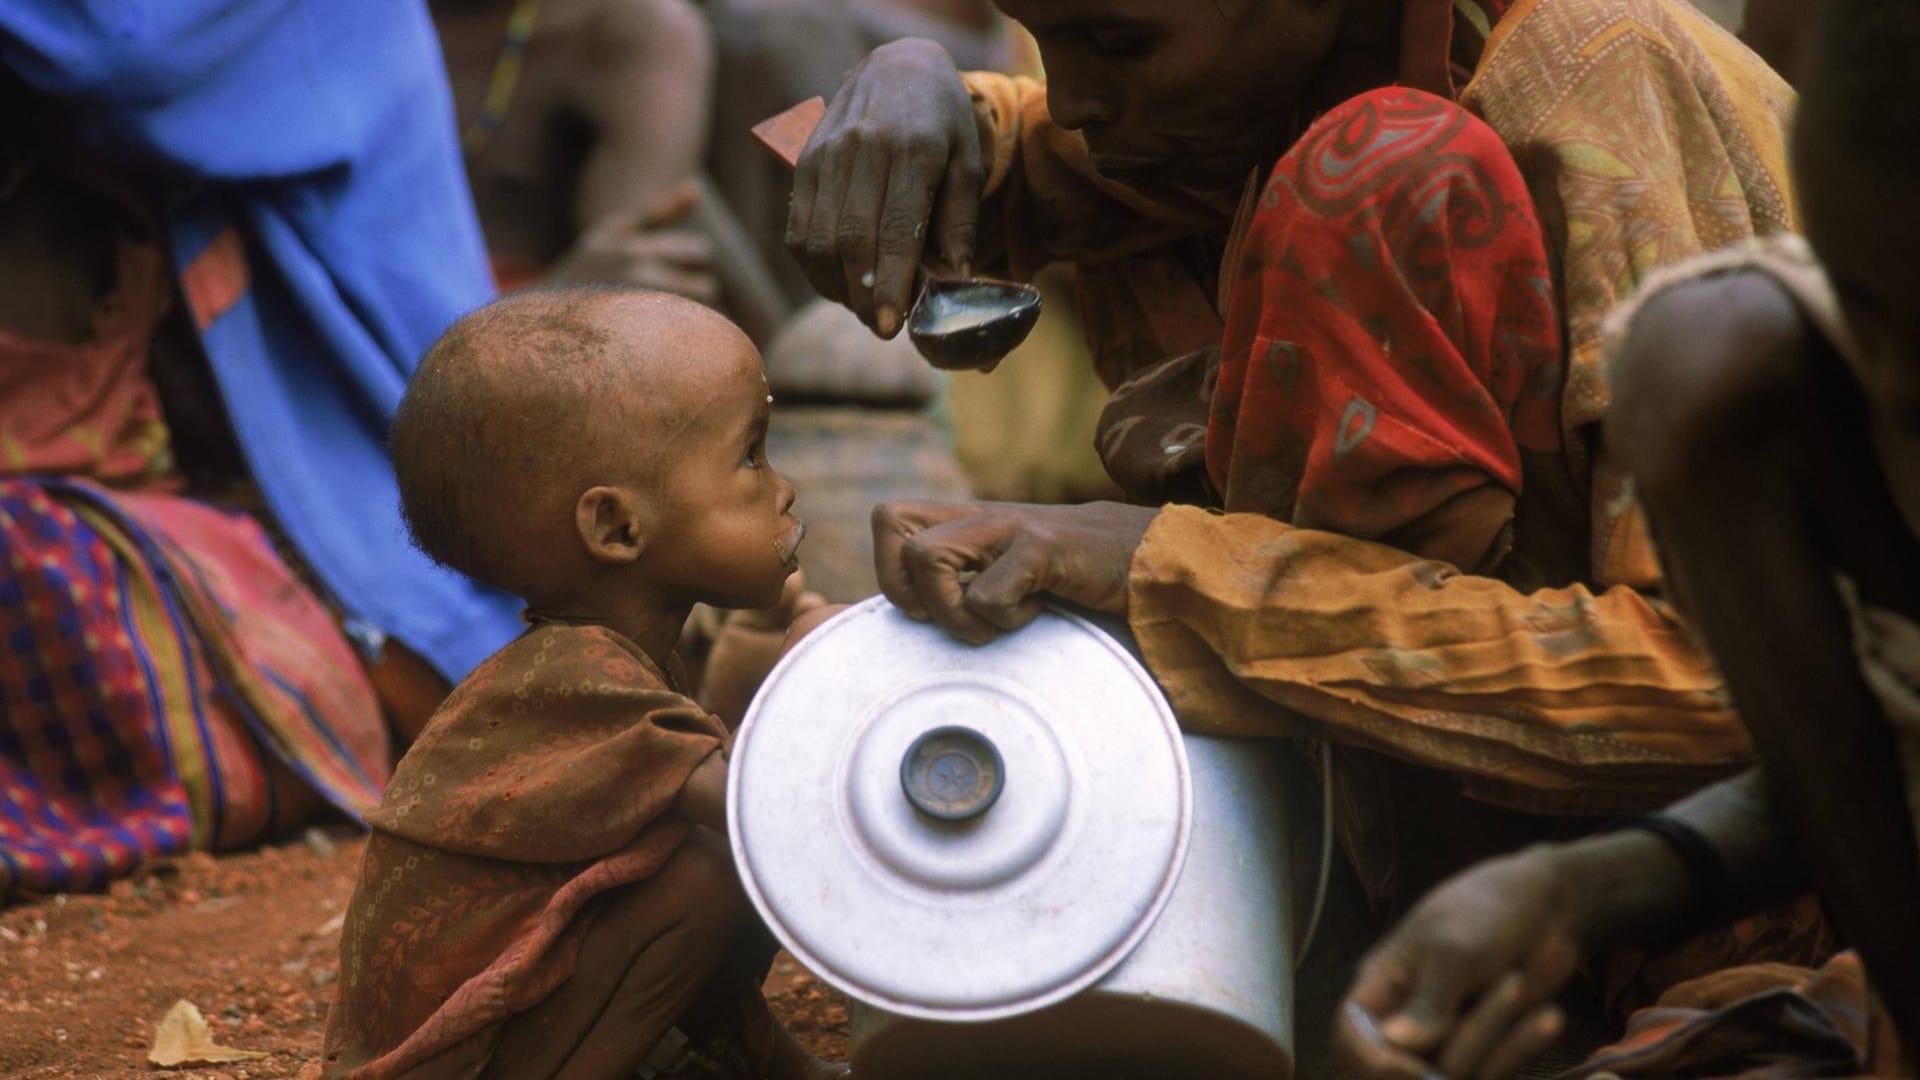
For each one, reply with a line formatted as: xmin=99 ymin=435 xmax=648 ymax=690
xmin=320 ymin=621 xmax=762 ymax=1079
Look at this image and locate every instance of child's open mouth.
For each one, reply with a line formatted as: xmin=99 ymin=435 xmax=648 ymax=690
xmin=776 ymin=518 xmax=806 ymax=569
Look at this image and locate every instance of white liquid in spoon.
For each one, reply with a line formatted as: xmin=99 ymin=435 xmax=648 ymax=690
xmin=918 ymin=306 xmax=1006 ymax=335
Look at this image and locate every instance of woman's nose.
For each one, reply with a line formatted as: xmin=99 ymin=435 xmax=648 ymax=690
xmin=1045 ymin=76 xmax=1116 ymax=132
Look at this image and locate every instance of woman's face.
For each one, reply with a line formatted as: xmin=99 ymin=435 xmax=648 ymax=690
xmin=994 ymin=0 xmax=1345 ymax=191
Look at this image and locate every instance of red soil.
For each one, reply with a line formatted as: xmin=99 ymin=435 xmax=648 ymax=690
xmin=0 ymin=831 xmax=849 ymax=1078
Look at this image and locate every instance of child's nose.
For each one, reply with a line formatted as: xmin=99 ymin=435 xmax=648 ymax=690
xmin=774 ymin=472 xmax=796 ymax=514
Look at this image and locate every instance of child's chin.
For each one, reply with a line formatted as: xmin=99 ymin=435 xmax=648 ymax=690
xmin=749 ymin=569 xmax=796 ymax=610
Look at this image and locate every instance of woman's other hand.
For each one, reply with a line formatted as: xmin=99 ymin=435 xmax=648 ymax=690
xmin=1335 ymin=844 xmax=1585 ymax=1080
xmin=784 ymin=38 xmax=982 ymax=339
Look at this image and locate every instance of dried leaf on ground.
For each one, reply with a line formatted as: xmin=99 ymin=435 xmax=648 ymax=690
xmin=147 ymin=999 xmax=270 ymax=1067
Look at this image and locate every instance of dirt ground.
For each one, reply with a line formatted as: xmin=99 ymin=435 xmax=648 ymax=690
xmin=0 ymin=828 xmax=849 ymax=1078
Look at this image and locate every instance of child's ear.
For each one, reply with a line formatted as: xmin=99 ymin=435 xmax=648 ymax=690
xmin=575 ymin=486 xmax=652 ymax=565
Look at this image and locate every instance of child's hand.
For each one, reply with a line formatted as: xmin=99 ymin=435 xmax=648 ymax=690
xmin=783 ymin=602 xmax=848 ymax=654
xmin=698 ymin=574 xmax=831 ymax=727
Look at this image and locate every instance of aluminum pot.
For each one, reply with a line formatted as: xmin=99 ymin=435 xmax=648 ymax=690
xmin=729 ymin=598 xmax=1295 ymax=1078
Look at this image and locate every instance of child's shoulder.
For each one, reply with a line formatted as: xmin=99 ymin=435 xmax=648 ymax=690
xmin=374 ymin=620 xmax=718 ymax=844
xmin=456 ymin=620 xmax=667 ymax=690
xmin=417 ymin=621 xmax=684 ymax=742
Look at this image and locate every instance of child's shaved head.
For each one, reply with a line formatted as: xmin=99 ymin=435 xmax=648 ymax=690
xmin=391 ymin=287 xmax=752 ymax=600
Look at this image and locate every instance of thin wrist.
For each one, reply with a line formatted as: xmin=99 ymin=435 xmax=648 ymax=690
xmin=1550 ymin=831 xmax=1694 ymax=953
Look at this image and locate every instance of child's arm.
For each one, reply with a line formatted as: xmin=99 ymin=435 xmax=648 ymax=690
xmin=698 ymin=574 xmax=834 ymax=729
xmin=679 ymin=597 xmax=848 ymax=832
xmin=672 ymin=750 xmax=729 ymax=833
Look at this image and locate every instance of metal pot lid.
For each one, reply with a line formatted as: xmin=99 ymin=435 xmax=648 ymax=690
xmin=729 ymin=597 xmax=1191 ymax=1022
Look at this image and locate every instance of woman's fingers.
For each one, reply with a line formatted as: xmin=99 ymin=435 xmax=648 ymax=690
xmin=931 ymin=141 xmax=981 ymax=277
xmin=960 ymin=539 xmax=1048 ymax=632
xmin=1475 ymin=1005 xmax=1565 ymax=1080
xmin=871 ymin=156 xmax=939 ymax=338
xmin=871 ymin=501 xmax=1150 ymax=643
xmin=785 ymin=129 xmax=824 ymax=287
xmin=871 ymin=500 xmax=974 ymax=619
xmin=1437 ymin=971 xmax=1531 ymax=1080
xmin=831 ymin=131 xmax=893 ymax=327
xmin=899 ymin=522 xmax=1002 ymax=644
xmin=783 ymin=39 xmax=974 ymax=328
xmin=1337 ymin=1002 xmax=1443 ymax=1080
xmin=800 ymin=139 xmax=861 ymax=308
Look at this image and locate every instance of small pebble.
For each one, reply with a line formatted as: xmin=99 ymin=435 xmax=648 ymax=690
xmin=303 ymin=828 xmax=337 ymax=859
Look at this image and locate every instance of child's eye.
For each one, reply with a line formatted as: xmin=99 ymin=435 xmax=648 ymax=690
xmin=742 ymin=441 xmax=764 ymax=469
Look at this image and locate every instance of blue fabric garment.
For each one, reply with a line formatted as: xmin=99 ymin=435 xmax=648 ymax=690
xmin=2 ymin=0 xmax=524 ymax=680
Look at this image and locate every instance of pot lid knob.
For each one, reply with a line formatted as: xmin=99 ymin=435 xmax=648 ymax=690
xmin=900 ymin=725 xmax=1004 ymax=821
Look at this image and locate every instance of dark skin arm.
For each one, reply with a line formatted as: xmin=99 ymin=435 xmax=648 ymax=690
xmin=1337 ymin=770 xmax=1807 ymax=1080
xmin=1335 ymin=270 xmax=1920 ymax=1078
xmin=1609 ymin=272 xmax=1920 ymax=1048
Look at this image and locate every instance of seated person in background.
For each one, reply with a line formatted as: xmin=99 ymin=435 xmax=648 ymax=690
xmin=1334 ymin=0 xmax=1920 ymax=1075
xmin=433 ymin=0 xmax=996 ymax=344
xmin=322 ymin=289 xmax=843 ymax=1079
xmin=0 ymin=76 xmax=391 ymax=898
xmin=431 ymin=0 xmax=762 ymax=319
xmin=2 ymin=0 xmax=532 ymax=753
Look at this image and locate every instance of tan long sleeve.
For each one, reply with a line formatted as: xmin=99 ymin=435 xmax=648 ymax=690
xmin=1128 ymin=506 xmax=1749 ymax=815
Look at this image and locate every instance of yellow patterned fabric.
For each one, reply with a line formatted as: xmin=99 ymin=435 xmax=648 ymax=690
xmin=1460 ymin=0 xmax=1798 ymax=589
xmin=962 ymin=0 xmax=1797 ymax=823
xmin=1129 ymin=507 xmax=1744 ymax=814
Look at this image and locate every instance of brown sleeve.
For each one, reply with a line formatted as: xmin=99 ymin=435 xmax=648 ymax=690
xmin=1126 ymin=505 xmax=1750 ymax=814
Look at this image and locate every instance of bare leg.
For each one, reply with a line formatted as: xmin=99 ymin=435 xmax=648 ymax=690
xmin=483 ymin=827 xmax=747 ymax=1079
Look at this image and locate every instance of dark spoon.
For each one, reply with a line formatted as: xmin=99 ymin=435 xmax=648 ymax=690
xmin=907 ymin=277 xmax=1043 ymax=372
xmin=750 ymin=100 xmax=1043 ymax=371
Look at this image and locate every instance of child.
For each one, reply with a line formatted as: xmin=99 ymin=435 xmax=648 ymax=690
xmin=320 ymin=288 xmax=845 ymax=1079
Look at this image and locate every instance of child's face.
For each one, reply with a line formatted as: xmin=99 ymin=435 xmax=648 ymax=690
xmin=633 ymin=319 xmax=804 ymax=611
